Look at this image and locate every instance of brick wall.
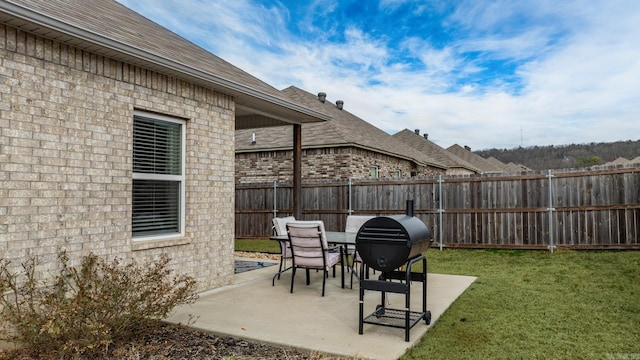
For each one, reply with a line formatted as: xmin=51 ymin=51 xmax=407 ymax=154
xmin=235 ymin=146 xmax=445 ymax=182
xmin=0 ymin=25 xmax=235 ymax=291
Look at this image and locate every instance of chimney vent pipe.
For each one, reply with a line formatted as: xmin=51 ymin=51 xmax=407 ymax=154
xmin=336 ymin=100 xmax=344 ymax=110
xmin=414 ymin=129 xmax=420 ymax=135
xmin=406 ymin=199 xmax=414 ymax=217
xmin=318 ymin=92 xmax=326 ymax=103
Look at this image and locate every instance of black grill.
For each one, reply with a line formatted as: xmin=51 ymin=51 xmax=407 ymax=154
xmin=356 ymin=200 xmax=432 ymax=342
xmin=356 ymin=201 xmax=432 ymax=272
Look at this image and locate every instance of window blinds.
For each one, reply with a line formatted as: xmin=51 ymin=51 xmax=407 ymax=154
xmin=132 ymin=116 xmax=182 ymax=237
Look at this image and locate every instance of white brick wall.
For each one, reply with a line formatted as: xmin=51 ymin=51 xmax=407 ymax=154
xmin=1 ymin=25 xmax=235 ymax=291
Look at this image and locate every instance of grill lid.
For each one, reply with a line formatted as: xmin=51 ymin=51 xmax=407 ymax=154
xmin=356 ymin=215 xmax=430 ymax=246
xmin=356 ymin=213 xmax=432 ymax=271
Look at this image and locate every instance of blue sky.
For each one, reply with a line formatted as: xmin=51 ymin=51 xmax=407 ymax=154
xmin=116 ymin=0 xmax=640 ymax=150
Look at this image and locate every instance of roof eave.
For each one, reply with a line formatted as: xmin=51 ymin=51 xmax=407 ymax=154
xmin=0 ymin=1 xmax=330 ymax=124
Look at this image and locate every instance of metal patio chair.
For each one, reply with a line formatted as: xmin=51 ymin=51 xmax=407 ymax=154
xmin=272 ymin=216 xmax=296 ymax=280
xmin=345 ymin=215 xmax=375 ymax=287
xmin=286 ymin=221 xmax=343 ymax=296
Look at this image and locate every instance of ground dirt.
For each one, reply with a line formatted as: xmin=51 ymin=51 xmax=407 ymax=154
xmin=0 ymin=252 xmax=351 ymax=360
xmin=0 ymin=321 xmax=348 ymax=359
xmin=234 ymin=251 xmax=281 ymax=261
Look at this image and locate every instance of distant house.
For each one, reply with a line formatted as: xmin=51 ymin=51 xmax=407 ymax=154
xmin=446 ymin=144 xmax=505 ymax=174
xmin=607 ymin=157 xmax=630 ymax=166
xmin=0 ymin=0 xmax=327 ymax=291
xmin=235 ymin=86 xmax=447 ymax=183
xmin=485 ymin=156 xmax=530 ymax=174
xmin=392 ymin=129 xmax=479 ymax=175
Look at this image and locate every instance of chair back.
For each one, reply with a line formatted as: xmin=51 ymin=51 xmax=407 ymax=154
xmin=286 ymin=222 xmax=326 ymax=269
xmin=286 ymin=220 xmax=343 ymax=296
xmin=345 ymin=215 xmax=375 ymax=233
xmin=345 ymin=215 xmax=375 ymax=255
xmin=272 ymin=216 xmax=296 ymax=236
xmin=272 ymin=216 xmax=296 ymax=258
xmin=286 ymin=220 xmax=328 ymax=249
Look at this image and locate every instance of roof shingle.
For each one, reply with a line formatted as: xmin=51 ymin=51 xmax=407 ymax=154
xmin=446 ymin=144 xmax=504 ymax=174
xmin=392 ymin=129 xmax=479 ymax=173
xmin=237 ymin=86 xmax=447 ymax=169
xmin=0 ymin=0 xmax=328 ymax=125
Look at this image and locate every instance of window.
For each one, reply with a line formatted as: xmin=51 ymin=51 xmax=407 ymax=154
xmin=394 ymin=170 xmax=402 ymax=178
xmin=369 ymin=166 xmax=379 ymax=179
xmin=132 ymin=111 xmax=185 ymax=239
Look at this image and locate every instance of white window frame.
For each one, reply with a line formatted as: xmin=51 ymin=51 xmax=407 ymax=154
xmin=132 ymin=110 xmax=186 ymax=241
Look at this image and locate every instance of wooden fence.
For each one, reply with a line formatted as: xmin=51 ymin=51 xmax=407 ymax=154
xmin=235 ymin=166 xmax=640 ymax=250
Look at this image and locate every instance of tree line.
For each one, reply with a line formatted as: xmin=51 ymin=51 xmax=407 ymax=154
xmin=474 ymin=139 xmax=640 ymax=170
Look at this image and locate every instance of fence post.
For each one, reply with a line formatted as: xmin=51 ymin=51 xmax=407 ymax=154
xmin=348 ymin=178 xmax=353 ymax=215
xmin=547 ymin=170 xmax=555 ymax=253
xmin=273 ymin=180 xmax=278 ymax=219
xmin=438 ymin=175 xmax=444 ymax=251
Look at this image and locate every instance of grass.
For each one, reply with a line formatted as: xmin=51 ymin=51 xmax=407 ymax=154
xmin=235 ymin=240 xmax=640 ymax=359
xmin=404 ymin=249 xmax=640 ymax=360
xmin=235 ymin=239 xmax=280 ymax=254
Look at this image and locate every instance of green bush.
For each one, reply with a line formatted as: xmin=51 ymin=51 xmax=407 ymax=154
xmin=0 ymin=251 xmax=198 ymax=358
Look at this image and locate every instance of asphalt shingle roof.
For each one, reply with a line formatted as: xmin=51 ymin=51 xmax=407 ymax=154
xmin=392 ymin=129 xmax=479 ymax=173
xmin=485 ymin=157 xmax=530 ymax=173
xmin=446 ymin=144 xmax=504 ymax=174
xmin=0 ymin=0 xmax=328 ymax=124
xmin=237 ymin=86 xmax=447 ymax=169
xmin=610 ymin=157 xmax=630 ymax=165
xmin=3 ymin=0 xmax=279 ymax=95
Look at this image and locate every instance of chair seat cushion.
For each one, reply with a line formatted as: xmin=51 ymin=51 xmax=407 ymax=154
xmin=294 ymin=251 xmax=341 ymax=270
xmin=293 ymin=251 xmax=324 ymax=268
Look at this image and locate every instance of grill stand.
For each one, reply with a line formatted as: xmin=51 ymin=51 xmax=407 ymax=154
xmin=358 ymin=254 xmax=431 ymax=342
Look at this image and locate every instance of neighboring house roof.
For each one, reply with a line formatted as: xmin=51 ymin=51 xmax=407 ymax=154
xmin=485 ymin=157 xmax=511 ymax=172
xmin=446 ymin=144 xmax=504 ymax=174
xmin=236 ymin=86 xmax=447 ymax=170
xmin=502 ymin=162 xmax=530 ymax=173
xmin=605 ymin=157 xmax=630 ymax=166
xmin=485 ymin=156 xmax=530 ymax=173
xmin=0 ymin=0 xmax=329 ymax=127
xmin=392 ymin=129 xmax=479 ymax=173
xmin=631 ymin=156 xmax=640 ymax=164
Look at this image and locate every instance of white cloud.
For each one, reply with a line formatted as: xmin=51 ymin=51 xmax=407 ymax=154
xmin=117 ymin=0 xmax=640 ymax=150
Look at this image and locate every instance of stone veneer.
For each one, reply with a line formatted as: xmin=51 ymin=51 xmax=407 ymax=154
xmin=0 ymin=25 xmax=235 ymax=291
xmin=235 ymin=146 xmax=445 ymax=183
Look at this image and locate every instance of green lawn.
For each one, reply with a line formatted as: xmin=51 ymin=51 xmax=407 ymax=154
xmin=235 ymin=240 xmax=640 ymax=359
xmin=404 ymin=249 xmax=640 ymax=360
xmin=235 ymin=239 xmax=280 ymax=254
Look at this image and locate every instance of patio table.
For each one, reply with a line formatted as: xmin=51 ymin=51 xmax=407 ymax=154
xmin=270 ymin=231 xmax=355 ymax=289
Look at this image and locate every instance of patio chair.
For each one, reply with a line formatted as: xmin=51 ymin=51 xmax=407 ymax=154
xmin=272 ymin=216 xmax=296 ymax=280
xmin=286 ymin=221 xmax=343 ymax=296
xmin=345 ymin=215 xmax=375 ymax=288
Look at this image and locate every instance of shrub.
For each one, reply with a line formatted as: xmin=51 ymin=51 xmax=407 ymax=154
xmin=0 ymin=251 xmax=198 ymax=358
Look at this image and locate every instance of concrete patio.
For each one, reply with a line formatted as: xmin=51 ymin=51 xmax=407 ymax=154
xmin=166 ymin=257 xmax=476 ymax=360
